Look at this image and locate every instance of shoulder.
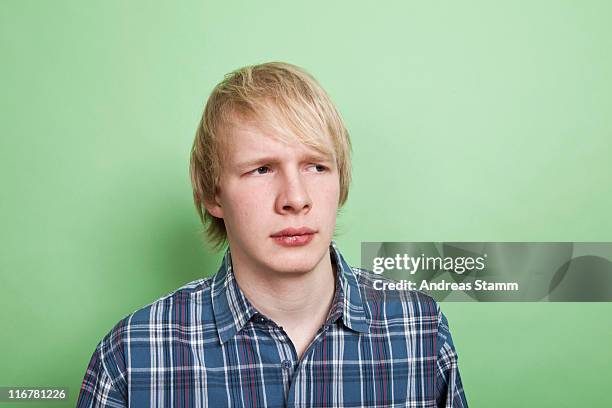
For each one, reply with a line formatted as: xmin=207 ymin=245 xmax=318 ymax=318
xmin=350 ymin=266 xmax=441 ymax=321
xmin=108 ymin=276 xmax=213 ymax=330
xmin=95 ymin=277 xmax=215 ymax=373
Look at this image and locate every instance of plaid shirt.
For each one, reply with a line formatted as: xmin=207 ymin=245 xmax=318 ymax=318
xmin=77 ymin=241 xmax=467 ymax=407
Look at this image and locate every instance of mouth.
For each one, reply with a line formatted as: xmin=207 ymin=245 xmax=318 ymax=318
xmin=270 ymin=227 xmax=317 ymax=247
xmin=270 ymin=226 xmax=316 ymax=237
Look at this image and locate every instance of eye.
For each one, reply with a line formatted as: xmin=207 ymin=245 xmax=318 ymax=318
xmin=250 ymin=166 xmax=271 ymax=175
xmin=308 ymin=164 xmax=328 ymax=173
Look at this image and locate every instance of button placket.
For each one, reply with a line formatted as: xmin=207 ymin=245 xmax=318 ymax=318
xmin=281 ymin=359 xmax=293 ymax=370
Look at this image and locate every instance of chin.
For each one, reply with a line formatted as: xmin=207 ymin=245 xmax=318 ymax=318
xmin=272 ymin=257 xmax=317 ymax=274
xmin=266 ymin=250 xmax=322 ymax=274
xmin=254 ymin=235 xmax=330 ymax=272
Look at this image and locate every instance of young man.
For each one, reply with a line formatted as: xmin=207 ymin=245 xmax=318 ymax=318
xmin=77 ymin=62 xmax=468 ymax=407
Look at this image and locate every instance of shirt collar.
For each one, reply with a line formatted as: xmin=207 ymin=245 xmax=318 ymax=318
xmin=211 ymin=240 xmax=370 ymax=344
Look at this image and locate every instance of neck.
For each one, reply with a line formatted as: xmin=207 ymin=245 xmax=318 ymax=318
xmin=230 ymin=248 xmax=336 ymax=332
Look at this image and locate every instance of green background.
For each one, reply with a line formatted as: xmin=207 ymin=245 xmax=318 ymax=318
xmin=1 ymin=1 xmax=611 ymax=406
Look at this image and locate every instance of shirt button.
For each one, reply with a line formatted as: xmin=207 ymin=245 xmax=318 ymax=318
xmin=281 ymin=359 xmax=292 ymax=370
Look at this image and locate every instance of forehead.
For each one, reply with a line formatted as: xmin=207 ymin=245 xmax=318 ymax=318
xmin=219 ymin=114 xmax=335 ymax=162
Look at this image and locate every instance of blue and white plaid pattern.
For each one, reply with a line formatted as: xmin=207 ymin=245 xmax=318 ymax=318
xmin=77 ymin=241 xmax=467 ymax=407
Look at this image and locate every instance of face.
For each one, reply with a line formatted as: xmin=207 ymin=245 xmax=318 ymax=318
xmin=206 ymin=118 xmax=341 ymax=277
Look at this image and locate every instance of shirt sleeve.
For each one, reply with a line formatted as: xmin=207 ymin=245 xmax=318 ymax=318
xmin=435 ymin=307 xmax=468 ymax=408
xmin=76 ymin=343 xmax=127 ymax=408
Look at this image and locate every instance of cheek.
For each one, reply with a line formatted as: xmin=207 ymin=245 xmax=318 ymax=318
xmin=225 ymin=186 xmax=270 ymax=225
xmin=313 ymin=178 xmax=341 ymax=209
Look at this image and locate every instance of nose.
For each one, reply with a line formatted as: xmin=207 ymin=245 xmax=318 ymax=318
xmin=275 ymin=169 xmax=312 ymax=214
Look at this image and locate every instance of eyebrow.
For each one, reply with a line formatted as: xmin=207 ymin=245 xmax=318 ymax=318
xmin=234 ymin=153 xmax=333 ymax=171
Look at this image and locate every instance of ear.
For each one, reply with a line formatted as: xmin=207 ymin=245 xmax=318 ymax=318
xmin=204 ymin=192 xmax=224 ymax=219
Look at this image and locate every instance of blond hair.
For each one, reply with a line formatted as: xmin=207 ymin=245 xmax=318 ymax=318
xmin=190 ymin=62 xmax=352 ymax=250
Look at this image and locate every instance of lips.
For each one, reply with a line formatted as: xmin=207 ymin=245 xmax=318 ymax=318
xmin=270 ymin=226 xmax=316 ymax=237
xmin=270 ymin=227 xmax=316 ymax=247
xmin=270 ymin=227 xmax=317 ymax=247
